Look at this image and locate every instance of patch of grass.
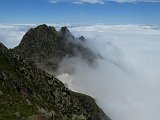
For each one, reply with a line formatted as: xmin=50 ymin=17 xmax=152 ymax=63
xmin=0 ymin=94 xmax=38 ymax=119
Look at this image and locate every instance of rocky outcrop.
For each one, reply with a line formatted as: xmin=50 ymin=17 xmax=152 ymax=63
xmin=12 ymin=24 xmax=99 ymax=73
xmin=0 ymin=25 xmax=110 ymax=120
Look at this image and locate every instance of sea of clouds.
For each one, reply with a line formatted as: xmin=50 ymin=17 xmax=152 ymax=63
xmin=1 ymin=24 xmax=160 ymax=120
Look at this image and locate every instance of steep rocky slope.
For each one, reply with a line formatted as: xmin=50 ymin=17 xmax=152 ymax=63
xmin=0 ymin=25 xmax=110 ymax=120
xmin=12 ymin=24 xmax=98 ymax=73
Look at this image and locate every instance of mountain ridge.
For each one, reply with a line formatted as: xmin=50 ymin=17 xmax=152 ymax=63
xmin=0 ymin=24 xmax=110 ymax=120
xmin=11 ymin=24 xmax=99 ymax=74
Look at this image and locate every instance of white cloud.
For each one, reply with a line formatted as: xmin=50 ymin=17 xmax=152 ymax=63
xmin=110 ymin=0 xmax=160 ymax=3
xmin=0 ymin=24 xmax=36 ymax=48
xmin=57 ymin=24 xmax=160 ymax=120
xmin=48 ymin=0 xmax=160 ymax=4
xmin=0 ymin=23 xmax=65 ymax=48
xmin=49 ymin=0 xmax=59 ymax=3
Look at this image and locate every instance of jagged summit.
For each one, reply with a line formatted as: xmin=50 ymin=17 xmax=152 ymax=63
xmin=59 ymin=26 xmax=74 ymax=40
xmin=59 ymin=26 xmax=70 ymax=34
xmin=18 ymin=24 xmax=59 ymax=50
xmin=79 ymin=36 xmax=86 ymax=42
xmin=13 ymin=24 xmax=65 ymax=62
xmin=12 ymin=24 xmax=98 ymax=72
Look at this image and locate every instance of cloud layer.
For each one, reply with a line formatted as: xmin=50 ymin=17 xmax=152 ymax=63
xmin=49 ymin=0 xmax=160 ymax=4
xmin=58 ymin=24 xmax=160 ymax=120
xmin=0 ymin=24 xmax=36 ymax=48
xmin=1 ymin=24 xmax=160 ymax=120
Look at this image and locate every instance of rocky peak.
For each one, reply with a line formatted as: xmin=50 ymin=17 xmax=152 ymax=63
xmin=11 ymin=24 xmax=102 ymax=76
xmin=79 ymin=36 xmax=86 ymax=42
xmin=19 ymin=24 xmax=58 ymax=46
xmin=59 ymin=26 xmax=74 ymax=40
xmin=13 ymin=24 xmax=66 ymax=62
xmin=59 ymin=26 xmax=70 ymax=35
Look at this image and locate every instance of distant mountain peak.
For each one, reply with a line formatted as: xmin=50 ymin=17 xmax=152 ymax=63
xmin=59 ymin=26 xmax=70 ymax=34
xmin=79 ymin=36 xmax=86 ymax=42
xmin=13 ymin=24 xmax=63 ymax=62
xmin=12 ymin=24 xmax=100 ymax=73
xmin=19 ymin=24 xmax=58 ymax=46
xmin=59 ymin=26 xmax=74 ymax=40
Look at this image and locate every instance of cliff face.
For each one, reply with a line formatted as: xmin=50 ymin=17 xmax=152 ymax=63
xmin=12 ymin=24 xmax=98 ymax=73
xmin=0 ymin=24 xmax=110 ymax=120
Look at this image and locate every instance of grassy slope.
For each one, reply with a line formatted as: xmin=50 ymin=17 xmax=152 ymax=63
xmin=0 ymin=50 xmax=38 ymax=120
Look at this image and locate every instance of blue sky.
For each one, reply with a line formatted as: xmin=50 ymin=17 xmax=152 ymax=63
xmin=0 ymin=0 xmax=160 ymax=25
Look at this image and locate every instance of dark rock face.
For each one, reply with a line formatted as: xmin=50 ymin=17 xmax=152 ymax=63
xmin=12 ymin=24 xmax=99 ymax=73
xmin=59 ymin=26 xmax=74 ymax=40
xmin=0 ymin=42 xmax=8 ymax=53
xmin=0 ymin=24 xmax=111 ymax=120
xmin=13 ymin=24 xmax=66 ymax=62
